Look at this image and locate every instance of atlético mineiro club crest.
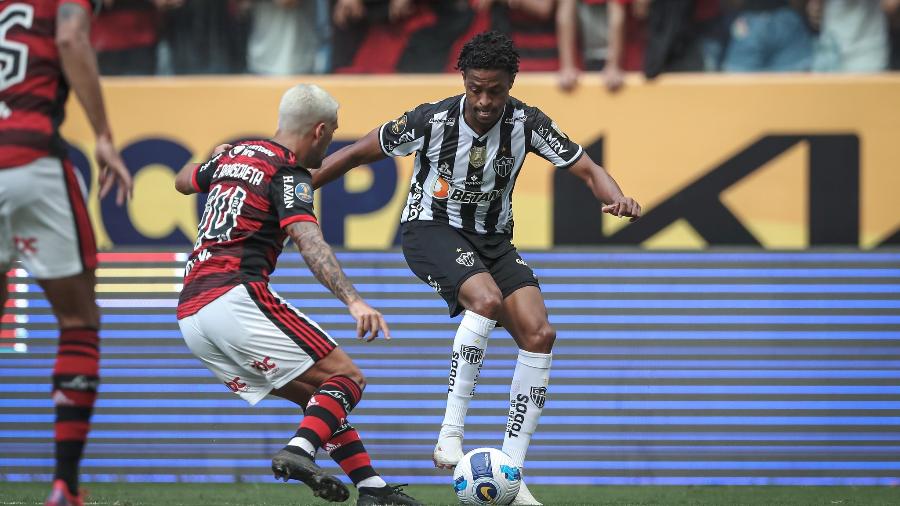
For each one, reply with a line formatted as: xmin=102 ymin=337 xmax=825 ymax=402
xmin=530 ymin=386 xmax=546 ymax=408
xmin=493 ymin=156 xmax=514 ymax=177
xmin=460 ymin=345 xmax=484 ymax=364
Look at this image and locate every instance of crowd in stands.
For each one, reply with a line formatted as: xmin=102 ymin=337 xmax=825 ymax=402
xmin=93 ymin=0 xmax=900 ymax=89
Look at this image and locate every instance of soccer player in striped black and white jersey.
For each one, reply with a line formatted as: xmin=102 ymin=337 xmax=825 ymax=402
xmin=315 ymin=31 xmax=641 ymax=505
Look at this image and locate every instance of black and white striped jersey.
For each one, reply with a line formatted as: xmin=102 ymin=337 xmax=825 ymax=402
xmin=379 ymin=95 xmax=584 ymax=235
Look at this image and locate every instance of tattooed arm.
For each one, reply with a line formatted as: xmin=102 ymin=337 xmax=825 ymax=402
xmin=286 ymin=221 xmax=390 ymax=341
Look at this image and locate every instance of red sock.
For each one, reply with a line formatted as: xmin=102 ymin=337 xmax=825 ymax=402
xmin=324 ymin=422 xmax=379 ymax=485
xmin=294 ymin=375 xmax=362 ymax=450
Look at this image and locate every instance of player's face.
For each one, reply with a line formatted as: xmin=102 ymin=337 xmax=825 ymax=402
xmin=462 ymin=69 xmax=513 ymax=131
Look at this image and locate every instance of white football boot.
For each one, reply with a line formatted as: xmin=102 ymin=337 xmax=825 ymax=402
xmin=432 ymin=434 xmax=464 ymax=469
xmin=511 ymin=481 xmax=542 ymax=506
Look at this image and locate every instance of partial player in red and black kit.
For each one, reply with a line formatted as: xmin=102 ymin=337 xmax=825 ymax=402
xmin=0 ymin=2 xmax=132 ymax=505
xmin=174 ymin=84 xmax=420 ymax=506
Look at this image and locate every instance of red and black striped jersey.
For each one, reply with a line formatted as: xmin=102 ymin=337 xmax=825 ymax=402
xmin=0 ymin=0 xmax=100 ymax=169
xmin=177 ymin=140 xmax=318 ymax=319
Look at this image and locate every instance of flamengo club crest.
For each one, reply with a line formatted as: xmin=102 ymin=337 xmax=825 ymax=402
xmin=530 ymin=386 xmax=546 ymax=408
xmin=468 ymin=145 xmax=487 ymax=168
xmin=460 ymin=345 xmax=484 ymax=365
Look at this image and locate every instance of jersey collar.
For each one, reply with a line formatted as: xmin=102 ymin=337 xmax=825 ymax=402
xmin=458 ymin=96 xmax=507 ymax=141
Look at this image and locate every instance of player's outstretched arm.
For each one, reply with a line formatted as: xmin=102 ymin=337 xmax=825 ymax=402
xmin=56 ymin=3 xmax=132 ymax=205
xmin=312 ymin=128 xmax=387 ymax=189
xmin=174 ymin=144 xmax=232 ymax=195
xmin=286 ymin=221 xmax=391 ymax=342
xmin=569 ymin=153 xmax=642 ymax=222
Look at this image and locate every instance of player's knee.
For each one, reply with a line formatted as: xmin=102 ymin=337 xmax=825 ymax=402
xmin=54 ymin=301 xmax=100 ymax=330
xmin=342 ymin=366 xmax=367 ymax=395
xmin=467 ymin=289 xmax=503 ymax=319
xmin=521 ymin=324 xmax=555 ymax=354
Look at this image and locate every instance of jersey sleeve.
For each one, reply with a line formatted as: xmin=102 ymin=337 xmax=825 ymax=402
xmin=378 ymin=103 xmax=431 ymax=157
xmin=268 ymin=166 xmax=318 ymax=229
xmin=192 ymin=152 xmax=224 ymax=193
xmin=526 ymin=107 xmax=584 ymax=169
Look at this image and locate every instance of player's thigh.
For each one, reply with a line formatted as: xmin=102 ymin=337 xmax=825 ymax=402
xmin=400 ymin=220 xmax=490 ymax=317
xmin=500 ymin=285 xmax=555 ymax=353
xmin=6 ymin=157 xmax=97 ymax=281
xmin=201 ymin=283 xmax=349 ymax=396
xmin=178 ymin=313 xmax=270 ymax=405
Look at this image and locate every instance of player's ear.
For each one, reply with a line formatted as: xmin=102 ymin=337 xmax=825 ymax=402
xmin=313 ymin=122 xmax=326 ymax=141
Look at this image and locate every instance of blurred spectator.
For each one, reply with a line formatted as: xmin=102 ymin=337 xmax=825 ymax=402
xmin=557 ymin=0 xmax=647 ymax=92
xmin=157 ymin=0 xmax=249 ymax=75
xmin=246 ymin=0 xmax=328 ymax=75
xmin=92 ymin=0 xmax=161 ymax=75
xmin=891 ymin=1 xmax=900 ymax=69
xmin=638 ymin=0 xmax=723 ymax=77
xmin=720 ymin=0 xmax=813 ymax=72
xmin=480 ymin=0 xmax=562 ymax=72
xmin=331 ymin=0 xmax=428 ymax=73
xmin=808 ymin=0 xmax=891 ymax=72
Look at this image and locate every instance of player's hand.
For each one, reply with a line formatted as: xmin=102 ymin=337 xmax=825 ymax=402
xmin=95 ymin=133 xmax=133 ymax=206
xmin=602 ymin=196 xmax=641 ymax=222
xmin=212 ymin=143 xmax=232 ymax=156
xmin=348 ymin=300 xmax=391 ymax=342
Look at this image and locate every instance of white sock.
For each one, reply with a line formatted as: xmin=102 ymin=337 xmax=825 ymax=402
xmin=287 ymin=436 xmax=316 ymax=456
xmin=439 ymin=311 xmax=495 ymax=439
xmin=357 ymin=475 xmax=387 ymax=489
xmin=502 ymin=350 xmax=552 ymax=467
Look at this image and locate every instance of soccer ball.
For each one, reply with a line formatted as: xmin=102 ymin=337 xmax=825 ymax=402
xmin=452 ymin=448 xmax=522 ymax=505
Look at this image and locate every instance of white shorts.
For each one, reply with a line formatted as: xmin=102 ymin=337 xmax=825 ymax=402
xmin=0 ymin=157 xmax=96 ymax=279
xmin=178 ymin=282 xmax=338 ymax=405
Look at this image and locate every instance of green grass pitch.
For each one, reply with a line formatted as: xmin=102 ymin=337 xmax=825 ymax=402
xmin=1 ymin=483 xmax=898 ymax=505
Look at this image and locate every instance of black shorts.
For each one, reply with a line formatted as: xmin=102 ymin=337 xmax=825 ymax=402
xmin=400 ymin=220 xmax=540 ymax=317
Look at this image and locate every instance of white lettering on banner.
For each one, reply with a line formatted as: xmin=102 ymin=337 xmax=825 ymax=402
xmin=213 ymin=163 xmax=265 ymax=185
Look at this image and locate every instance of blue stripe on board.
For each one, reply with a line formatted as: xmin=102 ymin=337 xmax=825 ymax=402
xmin=5 ymin=473 xmax=898 ymax=486
xmin=4 ymin=399 xmax=900 ymax=410
xmin=9 ymin=358 xmax=900 ymax=368
xmin=16 ymin=345 xmax=900 ymax=356
xmin=326 ymin=251 xmax=900 ymax=263
xmin=3 ymin=414 xmax=900 ymax=425
xmin=20 ymin=298 xmax=900 ymax=310
xmin=6 ymin=458 xmax=900 ymax=471
xmin=269 ymin=268 xmax=900 ymax=278
xmin=26 ymin=313 xmax=900 ymax=325
xmin=6 ymin=443 xmax=900 ymax=454
xmin=269 ymin=283 xmax=900 ymax=294
xmin=5 ymin=368 xmax=900 ymax=379
xmin=2 ymin=384 xmax=898 ymax=395
xmin=19 ymin=330 xmax=900 ymax=340
xmin=3 ymin=430 xmax=899 ymax=441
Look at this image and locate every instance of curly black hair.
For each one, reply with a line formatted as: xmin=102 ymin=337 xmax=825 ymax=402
xmin=456 ymin=31 xmax=520 ymax=77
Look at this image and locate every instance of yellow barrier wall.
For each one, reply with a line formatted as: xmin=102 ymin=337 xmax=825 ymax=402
xmin=61 ymin=73 xmax=900 ymax=249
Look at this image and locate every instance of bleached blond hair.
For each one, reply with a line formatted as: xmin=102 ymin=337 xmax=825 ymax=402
xmin=277 ymin=84 xmax=339 ymax=135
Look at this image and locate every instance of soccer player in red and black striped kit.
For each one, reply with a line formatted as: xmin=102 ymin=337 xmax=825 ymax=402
xmin=0 ymin=2 xmax=133 ymax=505
xmin=174 ymin=84 xmax=420 ymax=506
